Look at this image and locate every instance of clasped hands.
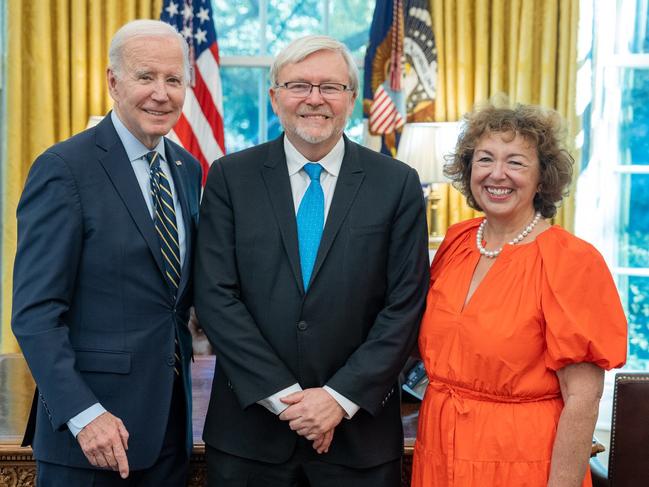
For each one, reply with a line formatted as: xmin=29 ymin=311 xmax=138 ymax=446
xmin=279 ymin=387 xmax=345 ymax=454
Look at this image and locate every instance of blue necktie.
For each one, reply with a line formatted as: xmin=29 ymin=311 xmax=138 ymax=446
xmin=147 ymin=151 xmax=182 ymax=376
xmin=297 ymin=163 xmax=324 ymax=290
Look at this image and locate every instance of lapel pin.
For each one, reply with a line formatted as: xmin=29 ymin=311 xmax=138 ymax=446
xmin=175 ymin=160 xmax=182 ymax=166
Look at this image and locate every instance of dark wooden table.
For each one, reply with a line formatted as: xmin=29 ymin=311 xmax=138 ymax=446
xmin=0 ymin=354 xmax=418 ymax=487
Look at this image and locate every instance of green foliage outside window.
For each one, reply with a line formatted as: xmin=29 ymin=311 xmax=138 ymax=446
xmin=617 ymin=75 xmax=649 ymax=368
xmin=625 ymin=275 xmax=649 ymax=369
xmin=617 ymin=177 xmax=649 ymax=371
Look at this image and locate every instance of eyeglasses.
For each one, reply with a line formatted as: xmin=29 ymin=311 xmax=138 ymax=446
xmin=274 ymin=81 xmax=353 ymax=98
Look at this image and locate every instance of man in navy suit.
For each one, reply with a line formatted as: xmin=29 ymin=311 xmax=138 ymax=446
xmin=12 ymin=19 xmax=202 ymax=486
xmin=194 ymin=35 xmax=429 ymax=486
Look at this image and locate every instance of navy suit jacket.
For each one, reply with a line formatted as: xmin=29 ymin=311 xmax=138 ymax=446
xmin=12 ymin=114 xmax=202 ymax=469
xmin=194 ymin=134 xmax=429 ymax=468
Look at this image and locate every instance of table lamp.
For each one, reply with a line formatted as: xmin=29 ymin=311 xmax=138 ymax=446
xmin=396 ymin=122 xmax=461 ymax=248
xmin=86 ymin=115 xmax=104 ymax=128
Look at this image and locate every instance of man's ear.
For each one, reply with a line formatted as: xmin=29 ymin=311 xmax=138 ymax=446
xmin=106 ymin=68 xmax=118 ymax=99
xmin=269 ymin=87 xmax=279 ymax=115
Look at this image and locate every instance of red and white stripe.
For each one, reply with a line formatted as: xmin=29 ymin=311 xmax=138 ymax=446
xmin=169 ymin=43 xmax=225 ymax=185
xmin=369 ymin=85 xmax=405 ymax=135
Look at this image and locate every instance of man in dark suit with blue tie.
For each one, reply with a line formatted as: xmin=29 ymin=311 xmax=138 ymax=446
xmin=194 ymin=35 xmax=429 ymax=486
xmin=11 ymin=20 xmax=202 ymax=486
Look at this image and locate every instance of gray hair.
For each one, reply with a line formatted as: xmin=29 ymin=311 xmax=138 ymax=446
xmin=270 ymin=35 xmax=359 ymax=96
xmin=108 ymin=19 xmax=191 ymax=82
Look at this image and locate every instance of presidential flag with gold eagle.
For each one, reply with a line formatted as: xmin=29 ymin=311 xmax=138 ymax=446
xmin=363 ymin=0 xmax=437 ymax=156
xmin=161 ymin=0 xmax=225 ymax=184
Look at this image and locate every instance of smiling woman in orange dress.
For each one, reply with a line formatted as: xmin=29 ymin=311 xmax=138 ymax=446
xmin=411 ymin=102 xmax=628 ymax=487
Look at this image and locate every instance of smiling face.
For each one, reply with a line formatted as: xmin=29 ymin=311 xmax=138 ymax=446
xmin=269 ymin=49 xmax=356 ymax=161
xmin=470 ymin=131 xmax=541 ymax=225
xmin=107 ymin=34 xmax=186 ymax=149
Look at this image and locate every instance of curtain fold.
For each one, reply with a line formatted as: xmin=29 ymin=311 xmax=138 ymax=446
xmin=2 ymin=0 xmax=162 ymax=352
xmin=430 ymin=0 xmax=580 ymax=235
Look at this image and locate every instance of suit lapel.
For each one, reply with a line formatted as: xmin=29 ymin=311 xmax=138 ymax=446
xmin=165 ymin=141 xmax=193 ymax=301
xmin=309 ymin=136 xmax=364 ymax=286
xmin=260 ymin=136 xmax=305 ymax=293
xmin=95 ymin=116 xmax=166 ymax=279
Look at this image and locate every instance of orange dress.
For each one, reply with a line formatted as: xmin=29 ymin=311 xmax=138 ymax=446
xmin=412 ymin=218 xmax=627 ymax=487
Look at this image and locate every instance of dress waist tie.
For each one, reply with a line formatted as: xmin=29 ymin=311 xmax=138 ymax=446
xmin=427 ymin=379 xmax=560 ymax=486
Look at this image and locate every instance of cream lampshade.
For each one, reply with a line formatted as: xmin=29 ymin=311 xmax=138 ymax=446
xmin=86 ymin=115 xmax=104 ymax=129
xmin=396 ymin=122 xmax=461 ymax=248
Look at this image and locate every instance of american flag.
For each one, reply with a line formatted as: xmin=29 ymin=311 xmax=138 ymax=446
xmin=368 ymin=0 xmax=405 ymax=137
xmin=364 ymin=0 xmax=436 ymax=156
xmin=161 ymin=0 xmax=225 ymax=184
xmin=368 ymin=85 xmax=405 ymax=135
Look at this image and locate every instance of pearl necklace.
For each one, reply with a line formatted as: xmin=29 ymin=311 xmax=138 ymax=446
xmin=476 ymin=212 xmax=542 ymax=258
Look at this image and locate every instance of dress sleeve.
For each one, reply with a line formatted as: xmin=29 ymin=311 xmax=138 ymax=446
xmin=539 ymin=229 xmax=628 ymax=371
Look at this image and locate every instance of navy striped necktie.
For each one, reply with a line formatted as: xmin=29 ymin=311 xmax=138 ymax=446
xmin=147 ymin=151 xmax=181 ymax=376
xmin=147 ymin=151 xmax=181 ymax=296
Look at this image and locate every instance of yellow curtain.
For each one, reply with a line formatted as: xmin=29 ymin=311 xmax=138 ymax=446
xmin=430 ymin=0 xmax=580 ymax=234
xmin=2 ymin=0 xmax=162 ymax=352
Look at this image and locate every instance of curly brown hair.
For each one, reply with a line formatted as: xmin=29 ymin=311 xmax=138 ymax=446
xmin=444 ymin=100 xmax=574 ymax=218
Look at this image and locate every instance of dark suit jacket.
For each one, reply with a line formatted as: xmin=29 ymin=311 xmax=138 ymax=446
xmin=194 ymin=134 xmax=429 ymax=468
xmin=11 ymin=114 xmax=202 ymax=470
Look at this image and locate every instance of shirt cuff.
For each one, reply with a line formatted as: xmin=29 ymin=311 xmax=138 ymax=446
xmin=323 ymin=386 xmax=360 ymax=419
xmin=257 ymin=383 xmax=303 ymax=415
xmin=67 ymin=403 xmax=107 ymax=438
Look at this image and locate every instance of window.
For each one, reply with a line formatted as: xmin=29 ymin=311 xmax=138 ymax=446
xmin=578 ymin=0 xmax=649 ymax=371
xmin=578 ymin=0 xmax=649 ymax=448
xmin=212 ymin=0 xmax=373 ymax=152
xmin=611 ymin=3 xmax=649 ymax=369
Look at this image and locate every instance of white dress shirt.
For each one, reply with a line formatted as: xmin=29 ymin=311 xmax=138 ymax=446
xmin=256 ymin=136 xmax=360 ymax=420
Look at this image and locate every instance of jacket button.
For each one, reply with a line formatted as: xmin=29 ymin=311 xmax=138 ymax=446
xmin=166 ymin=355 xmax=175 ymax=366
xmin=297 ymin=321 xmax=308 ymax=331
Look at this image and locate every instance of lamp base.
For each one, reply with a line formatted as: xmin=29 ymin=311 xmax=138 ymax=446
xmin=429 ymin=234 xmax=444 ymax=250
xmin=425 ymin=183 xmax=444 ymax=250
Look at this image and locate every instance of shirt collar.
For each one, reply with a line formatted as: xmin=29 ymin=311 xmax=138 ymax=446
xmin=284 ymin=135 xmax=345 ymax=177
xmin=111 ymin=111 xmax=167 ymax=163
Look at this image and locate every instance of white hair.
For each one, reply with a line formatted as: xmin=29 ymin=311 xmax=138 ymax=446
xmin=270 ymin=35 xmax=359 ymax=96
xmin=108 ymin=19 xmax=191 ymax=81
